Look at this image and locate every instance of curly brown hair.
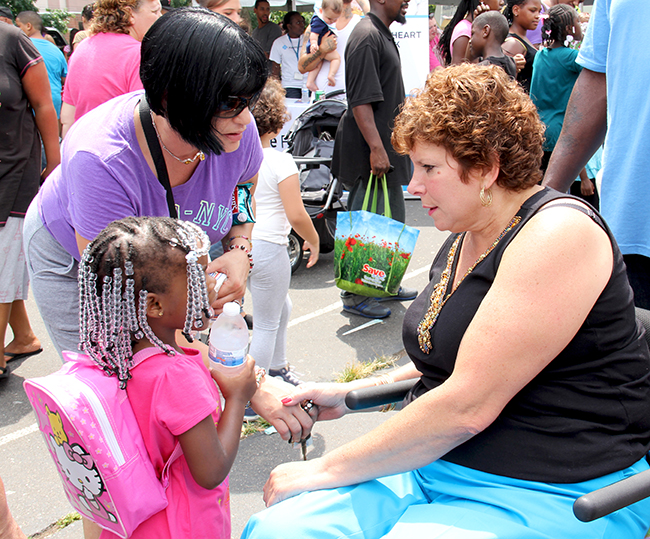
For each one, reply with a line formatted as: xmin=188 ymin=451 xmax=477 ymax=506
xmin=253 ymin=78 xmax=290 ymax=137
xmin=90 ymin=0 xmax=143 ymax=34
xmin=392 ymin=64 xmax=544 ymax=191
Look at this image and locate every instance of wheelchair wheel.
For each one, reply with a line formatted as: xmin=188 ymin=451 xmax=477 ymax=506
xmin=288 ymin=231 xmax=304 ymax=274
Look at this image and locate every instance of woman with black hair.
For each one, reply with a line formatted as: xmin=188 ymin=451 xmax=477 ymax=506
xmin=438 ymin=0 xmax=503 ymax=65
xmin=24 ymin=8 xmax=316 ymax=446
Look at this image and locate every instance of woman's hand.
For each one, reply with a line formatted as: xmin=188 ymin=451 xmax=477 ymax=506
xmin=210 ymin=356 xmax=257 ymax=404
xmin=280 ymin=382 xmax=352 ymax=421
xmin=250 ymin=376 xmax=316 ymax=442
xmin=207 ymin=248 xmax=249 ymax=313
xmin=263 ymin=458 xmax=326 ymax=506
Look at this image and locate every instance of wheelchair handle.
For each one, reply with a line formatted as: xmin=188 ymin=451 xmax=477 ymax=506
xmin=345 ymin=379 xmax=416 ymax=411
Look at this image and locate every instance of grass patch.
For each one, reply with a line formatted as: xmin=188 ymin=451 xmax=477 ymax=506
xmin=334 ymin=352 xmax=401 ymax=383
xmin=241 ymin=418 xmax=271 ymax=438
xmin=29 ymin=512 xmax=81 ymax=538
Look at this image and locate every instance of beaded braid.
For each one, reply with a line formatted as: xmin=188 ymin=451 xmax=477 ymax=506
xmin=541 ymin=4 xmax=576 ymax=47
xmin=78 ymin=216 xmax=214 ymax=389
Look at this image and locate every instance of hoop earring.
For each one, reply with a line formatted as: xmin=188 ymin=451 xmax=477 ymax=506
xmin=480 ymin=187 xmax=493 ymax=207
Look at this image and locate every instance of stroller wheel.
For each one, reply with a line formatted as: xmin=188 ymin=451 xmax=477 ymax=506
xmin=288 ymin=231 xmax=304 ymax=274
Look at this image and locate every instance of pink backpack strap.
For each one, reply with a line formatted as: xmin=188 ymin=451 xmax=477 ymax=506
xmin=131 ymin=347 xmax=170 ymax=368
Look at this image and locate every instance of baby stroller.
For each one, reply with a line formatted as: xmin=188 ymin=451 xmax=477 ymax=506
xmin=284 ymin=91 xmax=348 ymax=273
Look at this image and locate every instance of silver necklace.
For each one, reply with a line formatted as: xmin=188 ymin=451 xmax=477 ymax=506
xmin=150 ymin=111 xmax=205 ymax=165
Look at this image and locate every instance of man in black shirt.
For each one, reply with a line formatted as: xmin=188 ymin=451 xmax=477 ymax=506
xmin=331 ymin=0 xmax=416 ymax=318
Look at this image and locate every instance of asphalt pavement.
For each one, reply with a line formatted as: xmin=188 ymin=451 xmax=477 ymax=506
xmin=1 ymin=199 xmax=448 ymax=538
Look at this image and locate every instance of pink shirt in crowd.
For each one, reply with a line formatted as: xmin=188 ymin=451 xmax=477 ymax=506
xmin=62 ymin=32 xmax=143 ymax=120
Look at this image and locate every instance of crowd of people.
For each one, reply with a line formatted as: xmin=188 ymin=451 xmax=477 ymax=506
xmin=1 ymin=0 xmax=650 ymax=538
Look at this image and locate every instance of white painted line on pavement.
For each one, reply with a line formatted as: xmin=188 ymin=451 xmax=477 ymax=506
xmin=288 ymin=264 xmax=430 ymax=329
xmin=0 ymin=423 xmax=39 ymax=447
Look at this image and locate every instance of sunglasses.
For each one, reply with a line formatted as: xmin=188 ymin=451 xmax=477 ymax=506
xmin=216 ymin=92 xmax=262 ymax=118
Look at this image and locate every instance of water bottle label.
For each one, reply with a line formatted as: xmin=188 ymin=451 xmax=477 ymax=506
xmin=209 ymin=346 xmax=246 ymax=367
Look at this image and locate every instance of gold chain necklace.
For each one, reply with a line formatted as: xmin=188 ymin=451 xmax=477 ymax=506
xmin=150 ymin=111 xmax=205 ymax=165
xmin=417 ymin=215 xmax=521 ymax=354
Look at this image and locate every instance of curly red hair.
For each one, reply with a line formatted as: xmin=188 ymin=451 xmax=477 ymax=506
xmin=392 ymin=64 xmax=544 ymax=191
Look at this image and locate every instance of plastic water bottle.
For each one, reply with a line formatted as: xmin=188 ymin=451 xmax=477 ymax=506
xmin=301 ymin=87 xmax=310 ymax=103
xmin=208 ymin=302 xmax=249 ymax=375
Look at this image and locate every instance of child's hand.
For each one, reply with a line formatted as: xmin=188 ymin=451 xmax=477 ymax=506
xmin=211 ymin=356 xmax=257 ymax=404
xmin=303 ymin=240 xmax=320 ymax=268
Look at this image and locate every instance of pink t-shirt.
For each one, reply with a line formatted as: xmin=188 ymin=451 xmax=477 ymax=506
xmin=62 ymin=32 xmax=143 ymax=120
xmin=100 ymin=347 xmax=229 ymax=539
xmin=450 ymin=19 xmax=472 ymax=58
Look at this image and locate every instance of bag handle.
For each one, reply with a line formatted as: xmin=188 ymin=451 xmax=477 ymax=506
xmin=138 ymin=98 xmax=178 ymax=218
xmin=361 ymin=174 xmax=392 ymax=219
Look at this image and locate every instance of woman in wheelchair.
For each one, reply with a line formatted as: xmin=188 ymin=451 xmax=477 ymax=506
xmin=242 ymin=64 xmax=650 ymax=539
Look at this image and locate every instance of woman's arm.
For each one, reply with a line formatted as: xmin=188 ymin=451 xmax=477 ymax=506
xmin=451 ymin=35 xmax=470 ymax=64
xmin=207 ymin=174 xmax=258 ymax=312
xmin=280 ymin=361 xmax=422 ymax=422
xmin=60 ymin=102 xmax=76 ymax=139
xmin=278 ymin=174 xmax=320 ymax=267
xmin=22 ymin=62 xmax=60 ymax=180
xmin=263 ymin=203 xmax=613 ymax=506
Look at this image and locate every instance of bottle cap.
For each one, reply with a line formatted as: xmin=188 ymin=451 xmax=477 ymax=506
xmin=223 ymin=302 xmax=241 ymax=317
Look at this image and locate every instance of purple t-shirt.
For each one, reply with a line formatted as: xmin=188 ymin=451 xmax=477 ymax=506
xmin=38 ymin=91 xmax=263 ymax=259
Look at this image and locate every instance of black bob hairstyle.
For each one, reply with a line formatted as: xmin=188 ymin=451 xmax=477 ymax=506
xmin=140 ymin=7 xmax=268 ymax=155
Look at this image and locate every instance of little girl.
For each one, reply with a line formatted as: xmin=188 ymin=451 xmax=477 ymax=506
xmin=530 ymin=4 xmax=583 ymax=168
xmin=247 ymin=78 xmax=320 ymax=386
xmin=503 ymin=0 xmax=542 ymax=93
xmin=78 ymin=216 xmax=258 ymax=539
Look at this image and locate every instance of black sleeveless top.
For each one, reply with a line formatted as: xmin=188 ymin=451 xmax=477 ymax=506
xmin=402 ymin=188 xmax=650 ymax=483
xmin=507 ymin=32 xmax=536 ymax=93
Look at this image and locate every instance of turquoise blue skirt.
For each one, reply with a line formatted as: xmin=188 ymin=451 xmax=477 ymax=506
xmin=242 ymin=458 xmax=650 ymax=538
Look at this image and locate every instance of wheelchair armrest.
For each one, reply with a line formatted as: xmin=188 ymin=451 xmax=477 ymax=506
xmin=573 ymin=468 xmax=650 ymax=522
xmin=345 ymin=379 xmax=417 ymax=411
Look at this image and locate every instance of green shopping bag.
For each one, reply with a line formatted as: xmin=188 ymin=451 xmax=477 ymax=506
xmin=334 ymin=174 xmax=420 ymax=297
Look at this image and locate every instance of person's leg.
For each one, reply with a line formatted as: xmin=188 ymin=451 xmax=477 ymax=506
xmin=247 ymin=241 xmax=292 ymax=372
xmin=623 ymin=254 xmax=650 ymax=310
xmin=306 ymin=68 xmax=320 ymax=92
xmin=23 ymin=205 xmax=80 ymax=357
xmin=0 ymin=217 xmax=35 ymax=375
xmin=270 ymin=294 xmax=291 ymax=370
xmin=0 ymin=303 xmax=11 ymax=376
xmin=399 ymin=458 xmax=650 ymax=539
xmin=0 ymin=474 xmax=27 ymax=538
xmin=4 ymin=300 xmax=41 ymax=357
xmin=242 ymin=471 xmax=428 ymax=539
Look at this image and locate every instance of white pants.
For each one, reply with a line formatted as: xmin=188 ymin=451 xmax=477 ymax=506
xmin=247 ymin=240 xmax=292 ymax=371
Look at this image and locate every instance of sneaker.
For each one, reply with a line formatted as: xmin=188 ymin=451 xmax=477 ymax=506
xmin=243 ymin=313 xmax=253 ymax=330
xmin=243 ymin=406 xmax=259 ymax=421
xmin=268 ymin=365 xmax=303 ymax=386
xmin=341 ymin=292 xmax=391 ymax=319
xmin=375 ymin=286 xmax=418 ymax=302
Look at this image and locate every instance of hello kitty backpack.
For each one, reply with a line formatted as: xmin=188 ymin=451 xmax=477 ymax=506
xmin=24 ymin=350 xmax=181 ymax=538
